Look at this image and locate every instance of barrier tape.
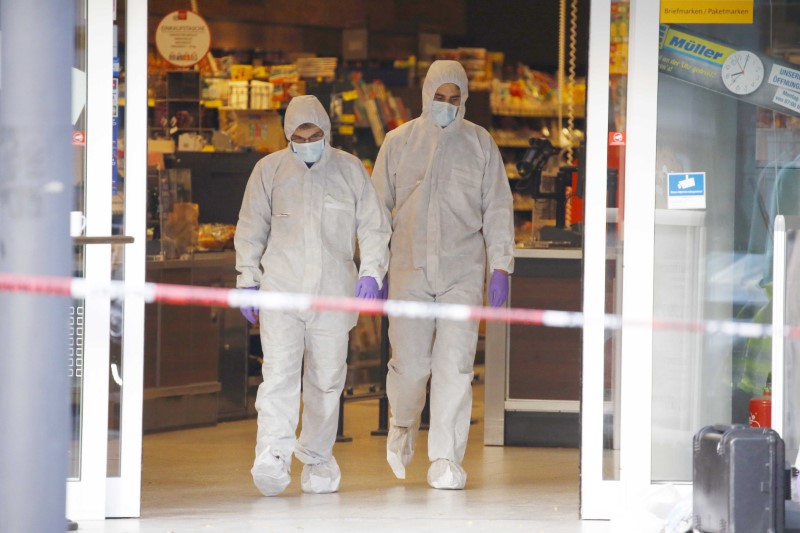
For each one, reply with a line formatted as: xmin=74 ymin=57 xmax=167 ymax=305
xmin=0 ymin=272 xmax=797 ymax=339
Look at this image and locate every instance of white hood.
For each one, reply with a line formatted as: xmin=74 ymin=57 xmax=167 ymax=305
xmin=421 ymin=60 xmax=469 ymax=118
xmin=283 ymin=95 xmax=332 ymax=142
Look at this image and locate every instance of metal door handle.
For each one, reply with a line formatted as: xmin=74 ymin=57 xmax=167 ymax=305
xmin=72 ymin=236 xmax=135 ymax=245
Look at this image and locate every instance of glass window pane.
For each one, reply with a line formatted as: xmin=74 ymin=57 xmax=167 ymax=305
xmin=108 ymin=0 xmax=127 ymax=478
xmin=651 ymin=2 xmax=800 ymax=481
xmin=603 ymin=0 xmax=630 ymax=481
xmin=69 ymin=0 xmax=87 ymax=482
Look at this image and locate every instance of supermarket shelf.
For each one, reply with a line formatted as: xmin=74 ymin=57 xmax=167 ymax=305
xmin=492 ymin=106 xmax=585 ymax=119
xmin=494 ymin=139 xmax=531 ymax=148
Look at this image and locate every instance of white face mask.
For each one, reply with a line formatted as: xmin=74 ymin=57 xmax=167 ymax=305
xmin=430 ymin=101 xmax=458 ymax=127
xmin=292 ymin=138 xmax=324 ymax=164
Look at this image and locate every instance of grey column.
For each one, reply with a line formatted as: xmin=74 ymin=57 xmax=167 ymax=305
xmin=0 ymin=0 xmax=75 ymax=531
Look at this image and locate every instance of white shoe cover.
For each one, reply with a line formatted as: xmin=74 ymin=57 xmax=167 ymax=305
xmin=251 ymin=450 xmax=291 ymax=496
xmin=386 ymin=424 xmax=418 ymax=479
xmin=300 ymin=457 xmax=341 ymax=494
xmin=427 ymin=459 xmax=467 ymax=490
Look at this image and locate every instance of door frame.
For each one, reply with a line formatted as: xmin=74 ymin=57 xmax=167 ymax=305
xmin=580 ymin=0 xmax=695 ymax=518
xmin=66 ymin=0 xmax=114 ymax=520
xmin=106 ymin=0 xmax=147 ymax=518
xmin=66 ymin=0 xmax=147 ymax=519
xmin=580 ymin=0 xmax=621 ymax=518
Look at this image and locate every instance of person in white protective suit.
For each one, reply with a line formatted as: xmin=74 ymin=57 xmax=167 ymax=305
xmin=235 ymin=95 xmax=390 ymax=496
xmin=371 ymin=60 xmax=515 ymax=489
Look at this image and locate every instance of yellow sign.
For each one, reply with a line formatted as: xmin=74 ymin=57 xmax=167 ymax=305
xmin=660 ymin=1 xmax=753 ymax=24
xmin=660 ymin=26 xmax=735 ymax=66
xmin=340 ymin=113 xmax=356 ymax=124
xmin=338 ymin=125 xmax=355 ymax=135
xmin=342 ymin=90 xmax=359 ymax=101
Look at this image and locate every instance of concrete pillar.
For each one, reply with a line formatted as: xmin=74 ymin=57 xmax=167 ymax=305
xmin=0 ymin=0 xmax=75 ymax=531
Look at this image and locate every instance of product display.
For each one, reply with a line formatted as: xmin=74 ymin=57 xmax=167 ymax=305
xmin=196 ymin=223 xmax=235 ymax=251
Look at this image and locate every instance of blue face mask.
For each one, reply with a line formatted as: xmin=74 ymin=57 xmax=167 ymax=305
xmin=292 ymin=139 xmax=324 ymax=164
xmin=430 ymin=101 xmax=458 ymax=127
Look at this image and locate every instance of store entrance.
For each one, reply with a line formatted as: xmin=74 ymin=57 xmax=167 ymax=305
xmin=136 ymin=0 xmax=592 ymax=519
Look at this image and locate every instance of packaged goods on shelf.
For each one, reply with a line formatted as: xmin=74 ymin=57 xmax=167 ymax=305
xmin=490 ymin=75 xmax=586 ymax=117
xmin=202 ymin=77 xmax=229 ymax=102
xmin=228 ymin=81 xmax=249 ymax=110
xmin=230 ymin=64 xmax=253 ymax=81
xmin=268 ymin=64 xmax=300 ymax=83
xmin=295 ymin=57 xmax=338 ymax=80
xmin=433 ymin=47 xmax=491 ymax=81
xmin=249 ymin=80 xmax=275 ymax=110
xmin=196 ymin=223 xmax=236 ymax=251
xmin=348 ymin=76 xmax=411 ymax=146
xmin=219 ymin=109 xmax=287 ymax=152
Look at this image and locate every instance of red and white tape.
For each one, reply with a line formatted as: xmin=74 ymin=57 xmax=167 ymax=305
xmin=0 ymin=272 xmax=796 ymax=339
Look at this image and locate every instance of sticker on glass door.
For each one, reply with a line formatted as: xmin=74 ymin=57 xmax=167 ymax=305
xmin=667 ymin=171 xmax=706 ymax=209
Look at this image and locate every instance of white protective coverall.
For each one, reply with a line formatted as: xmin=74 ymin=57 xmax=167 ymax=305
xmin=371 ymin=60 xmax=515 ymax=488
xmin=235 ymin=95 xmax=390 ymax=495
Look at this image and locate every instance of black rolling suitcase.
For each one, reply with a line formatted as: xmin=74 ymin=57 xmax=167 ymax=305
xmin=693 ymin=424 xmax=785 ymax=533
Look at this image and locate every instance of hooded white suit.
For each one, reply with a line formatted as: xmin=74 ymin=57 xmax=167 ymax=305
xmin=371 ymin=61 xmax=515 ymax=488
xmin=235 ymin=95 xmax=390 ymax=495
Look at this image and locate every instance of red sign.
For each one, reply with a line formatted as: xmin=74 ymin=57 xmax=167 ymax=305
xmin=72 ymin=131 xmax=86 ymax=146
xmin=609 ymin=131 xmax=626 ymax=146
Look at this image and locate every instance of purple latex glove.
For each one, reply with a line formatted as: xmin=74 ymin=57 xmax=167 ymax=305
xmin=240 ymin=286 xmax=260 ymax=325
xmin=379 ymin=275 xmax=389 ymax=300
xmin=488 ymin=270 xmax=509 ymax=308
xmin=355 ymin=276 xmax=380 ymax=299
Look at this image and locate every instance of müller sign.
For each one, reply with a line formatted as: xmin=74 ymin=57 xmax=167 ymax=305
xmin=155 ymin=10 xmax=211 ymax=68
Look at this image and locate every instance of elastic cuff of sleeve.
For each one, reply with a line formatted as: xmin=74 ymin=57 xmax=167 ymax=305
xmin=359 ymin=271 xmax=383 ymax=289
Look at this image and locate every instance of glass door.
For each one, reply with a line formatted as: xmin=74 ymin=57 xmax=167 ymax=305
xmin=67 ymin=0 xmax=146 ymax=520
xmin=586 ymin=0 xmax=800 ymax=516
xmin=647 ymin=0 xmax=800 ymax=483
xmin=580 ymin=0 xmax=627 ymax=518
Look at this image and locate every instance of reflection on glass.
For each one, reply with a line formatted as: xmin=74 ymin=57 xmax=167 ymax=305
xmin=69 ymin=0 xmax=87 ymax=482
xmin=602 ymin=0 xmax=629 ymax=482
xmin=108 ymin=0 xmax=127 ymax=478
xmin=651 ymin=2 xmax=800 ymax=481
xmin=107 ymin=245 xmax=126 ymax=477
xmin=68 ymin=296 xmax=85 ymax=481
xmin=785 ymin=227 xmax=800 ymax=464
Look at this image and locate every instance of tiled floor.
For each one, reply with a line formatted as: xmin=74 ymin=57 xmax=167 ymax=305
xmin=78 ymin=383 xmax=610 ymax=533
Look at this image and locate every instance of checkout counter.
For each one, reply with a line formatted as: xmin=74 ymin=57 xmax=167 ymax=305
xmin=484 ymin=138 xmax=585 ymax=447
xmin=144 ymin=250 xmax=252 ymax=432
xmin=484 ymin=247 xmax=582 ymax=447
xmin=143 ymin=152 xmax=262 ymax=432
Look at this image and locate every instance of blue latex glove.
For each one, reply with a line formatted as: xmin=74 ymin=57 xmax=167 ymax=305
xmin=488 ymin=270 xmax=509 ymax=308
xmin=240 ymin=286 xmax=260 ymax=325
xmin=355 ymin=276 xmax=380 ymax=299
xmin=379 ymin=275 xmax=389 ymax=300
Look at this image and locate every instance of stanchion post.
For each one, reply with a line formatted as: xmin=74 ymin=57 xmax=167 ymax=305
xmin=420 ymin=388 xmax=431 ymax=431
xmin=372 ymin=316 xmax=390 ymax=436
xmin=336 ymin=391 xmax=352 ymax=443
